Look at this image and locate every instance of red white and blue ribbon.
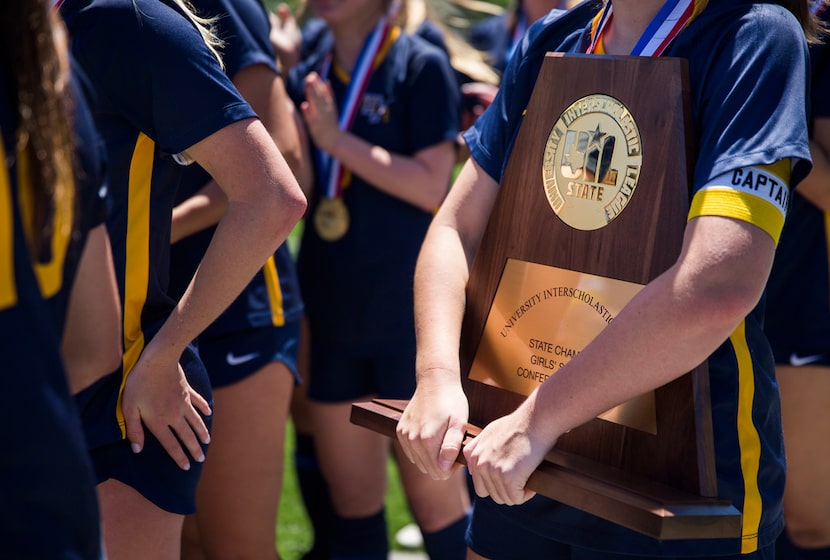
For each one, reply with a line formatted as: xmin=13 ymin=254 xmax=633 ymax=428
xmin=317 ymin=16 xmax=392 ymax=200
xmin=588 ymin=0 xmax=706 ymax=56
xmin=812 ymin=0 xmax=826 ymax=17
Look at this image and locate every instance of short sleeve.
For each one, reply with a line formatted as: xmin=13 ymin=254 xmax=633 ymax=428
xmin=402 ymin=40 xmax=460 ymax=153
xmin=677 ymin=4 xmax=811 ymax=190
xmin=69 ymin=0 xmax=255 ymax=154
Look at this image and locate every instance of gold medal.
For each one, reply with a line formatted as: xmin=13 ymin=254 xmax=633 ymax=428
xmin=314 ymin=197 xmax=350 ymax=242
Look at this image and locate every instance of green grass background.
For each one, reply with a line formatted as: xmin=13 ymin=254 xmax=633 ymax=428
xmin=277 ymin=419 xmax=416 ymax=559
xmin=270 ymin=0 xmax=510 ymax=556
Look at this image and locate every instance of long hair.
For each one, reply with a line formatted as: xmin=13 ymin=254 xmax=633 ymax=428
xmin=1 ymin=0 xmax=75 ymax=260
xmin=777 ymin=0 xmax=828 ymax=43
xmin=171 ymin=0 xmax=225 ymax=67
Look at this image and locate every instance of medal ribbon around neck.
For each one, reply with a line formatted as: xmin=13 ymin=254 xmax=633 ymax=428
xmin=317 ymin=16 xmax=393 ymax=201
xmin=812 ymin=0 xmax=826 ymax=16
xmin=588 ymin=0 xmax=708 ymax=56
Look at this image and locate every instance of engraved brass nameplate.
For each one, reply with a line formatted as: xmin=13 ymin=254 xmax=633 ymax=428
xmin=468 ymin=258 xmax=657 ymax=434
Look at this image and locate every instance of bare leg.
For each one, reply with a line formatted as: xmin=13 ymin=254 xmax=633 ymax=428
xmin=310 ymin=400 xmax=389 ymax=517
xmin=98 ymin=479 xmax=184 ymax=560
xmin=393 ymin=442 xmax=469 ymax=533
xmin=183 ymin=361 xmax=293 ymax=559
xmin=778 ymin=364 xmax=830 ymax=549
xmin=180 ymin=514 xmax=205 ymax=560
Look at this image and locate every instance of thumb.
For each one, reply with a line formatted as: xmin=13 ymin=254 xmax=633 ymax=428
xmin=522 ymin=489 xmax=537 ymax=503
xmin=438 ymin=421 xmax=465 ymax=472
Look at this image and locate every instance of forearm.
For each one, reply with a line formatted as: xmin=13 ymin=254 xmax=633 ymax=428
xmin=524 ymin=216 xmax=776 ymax=444
xmin=157 ymin=197 xmax=294 ymax=355
xmin=328 ymin=132 xmax=453 ymax=212
xmin=170 ymin=180 xmax=227 ymax=243
xmin=156 ymin=119 xmax=306 ymax=357
xmin=413 ymin=224 xmax=471 ymax=388
xmin=414 ymin=159 xmax=499 ymax=386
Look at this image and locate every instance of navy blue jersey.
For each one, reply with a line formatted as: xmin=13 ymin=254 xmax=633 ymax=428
xmin=0 ymin=73 xmax=101 ymax=560
xmin=169 ymin=0 xmax=303 ymax=337
xmin=288 ymin=29 xmax=460 ymax=354
xmin=463 ymin=0 xmax=810 ymax=555
xmin=764 ymin=8 xmax=830 ymax=363
xmin=195 ymin=0 xmax=277 ymax=76
xmin=61 ymin=0 xmax=256 ymax=446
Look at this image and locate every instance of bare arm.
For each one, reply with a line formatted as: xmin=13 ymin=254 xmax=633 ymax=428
xmin=171 ymin=62 xmax=313 ymax=243
xmin=170 ymin=180 xmax=226 ymax=244
xmin=794 ymin=117 xmax=830 ymax=210
xmin=61 ymin=224 xmax=122 ymax=394
xmin=123 ymin=117 xmax=306 ymax=469
xmin=302 ymin=72 xmax=455 ymax=212
xmin=269 ymin=3 xmax=303 ymax=72
xmin=463 ymin=214 xmax=776 ymax=504
xmin=234 ymin=63 xmax=313 ymax=193
xmin=396 ymin=158 xmax=500 ymax=477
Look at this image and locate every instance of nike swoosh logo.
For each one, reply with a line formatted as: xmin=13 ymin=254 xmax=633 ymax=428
xmin=789 ymin=353 xmax=824 ymax=367
xmin=226 ymin=352 xmax=260 ymax=366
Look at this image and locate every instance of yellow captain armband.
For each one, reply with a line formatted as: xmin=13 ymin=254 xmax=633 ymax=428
xmin=688 ymin=159 xmax=791 ymax=245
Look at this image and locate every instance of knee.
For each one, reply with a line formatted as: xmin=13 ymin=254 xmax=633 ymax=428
xmin=329 ymin=482 xmax=386 ymax=518
xmin=786 ymin=515 xmax=830 ymax=549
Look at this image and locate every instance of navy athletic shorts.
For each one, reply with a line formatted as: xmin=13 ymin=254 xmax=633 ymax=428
xmin=197 ymin=319 xmax=301 ymax=388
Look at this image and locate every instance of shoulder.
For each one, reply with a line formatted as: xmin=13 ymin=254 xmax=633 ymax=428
xmin=394 ymin=32 xmax=453 ymax=72
xmin=384 ymin=32 xmax=457 ymax=93
xmin=400 ymin=31 xmax=447 ymax=59
xmin=191 ymin=0 xmax=277 ymax=76
xmin=300 ymin=17 xmax=334 ymax=60
xmin=678 ymin=1 xmax=806 ymax=55
xmin=64 ymin=0 xmax=196 ymax=35
xmin=414 ymin=19 xmax=448 ymax=54
xmin=469 ymin=12 xmax=510 ymax=48
xmin=65 ymin=0 xmax=210 ymax=65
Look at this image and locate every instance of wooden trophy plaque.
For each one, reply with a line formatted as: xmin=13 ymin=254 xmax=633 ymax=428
xmin=352 ymin=54 xmax=741 ymax=540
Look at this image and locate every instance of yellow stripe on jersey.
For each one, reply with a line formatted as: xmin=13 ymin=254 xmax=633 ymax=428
xmin=262 ymin=255 xmax=285 ymax=327
xmin=730 ymin=320 xmax=763 ymax=554
xmin=689 ymin=160 xmax=791 ymax=244
xmin=17 ymin=146 xmax=73 ymax=299
xmin=116 ymin=132 xmax=154 ymax=437
xmin=0 ymin=137 xmax=16 ymax=309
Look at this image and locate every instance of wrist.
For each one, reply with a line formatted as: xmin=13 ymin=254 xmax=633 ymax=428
xmin=321 ymin=129 xmax=345 ymax=157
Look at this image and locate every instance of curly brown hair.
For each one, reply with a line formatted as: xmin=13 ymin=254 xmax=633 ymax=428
xmin=1 ymin=1 xmax=75 ymax=261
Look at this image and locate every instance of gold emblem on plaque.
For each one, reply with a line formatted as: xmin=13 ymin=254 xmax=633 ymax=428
xmin=542 ymin=94 xmax=642 ymax=231
xmin=314 ymin=197 xmax=350 ymax=242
